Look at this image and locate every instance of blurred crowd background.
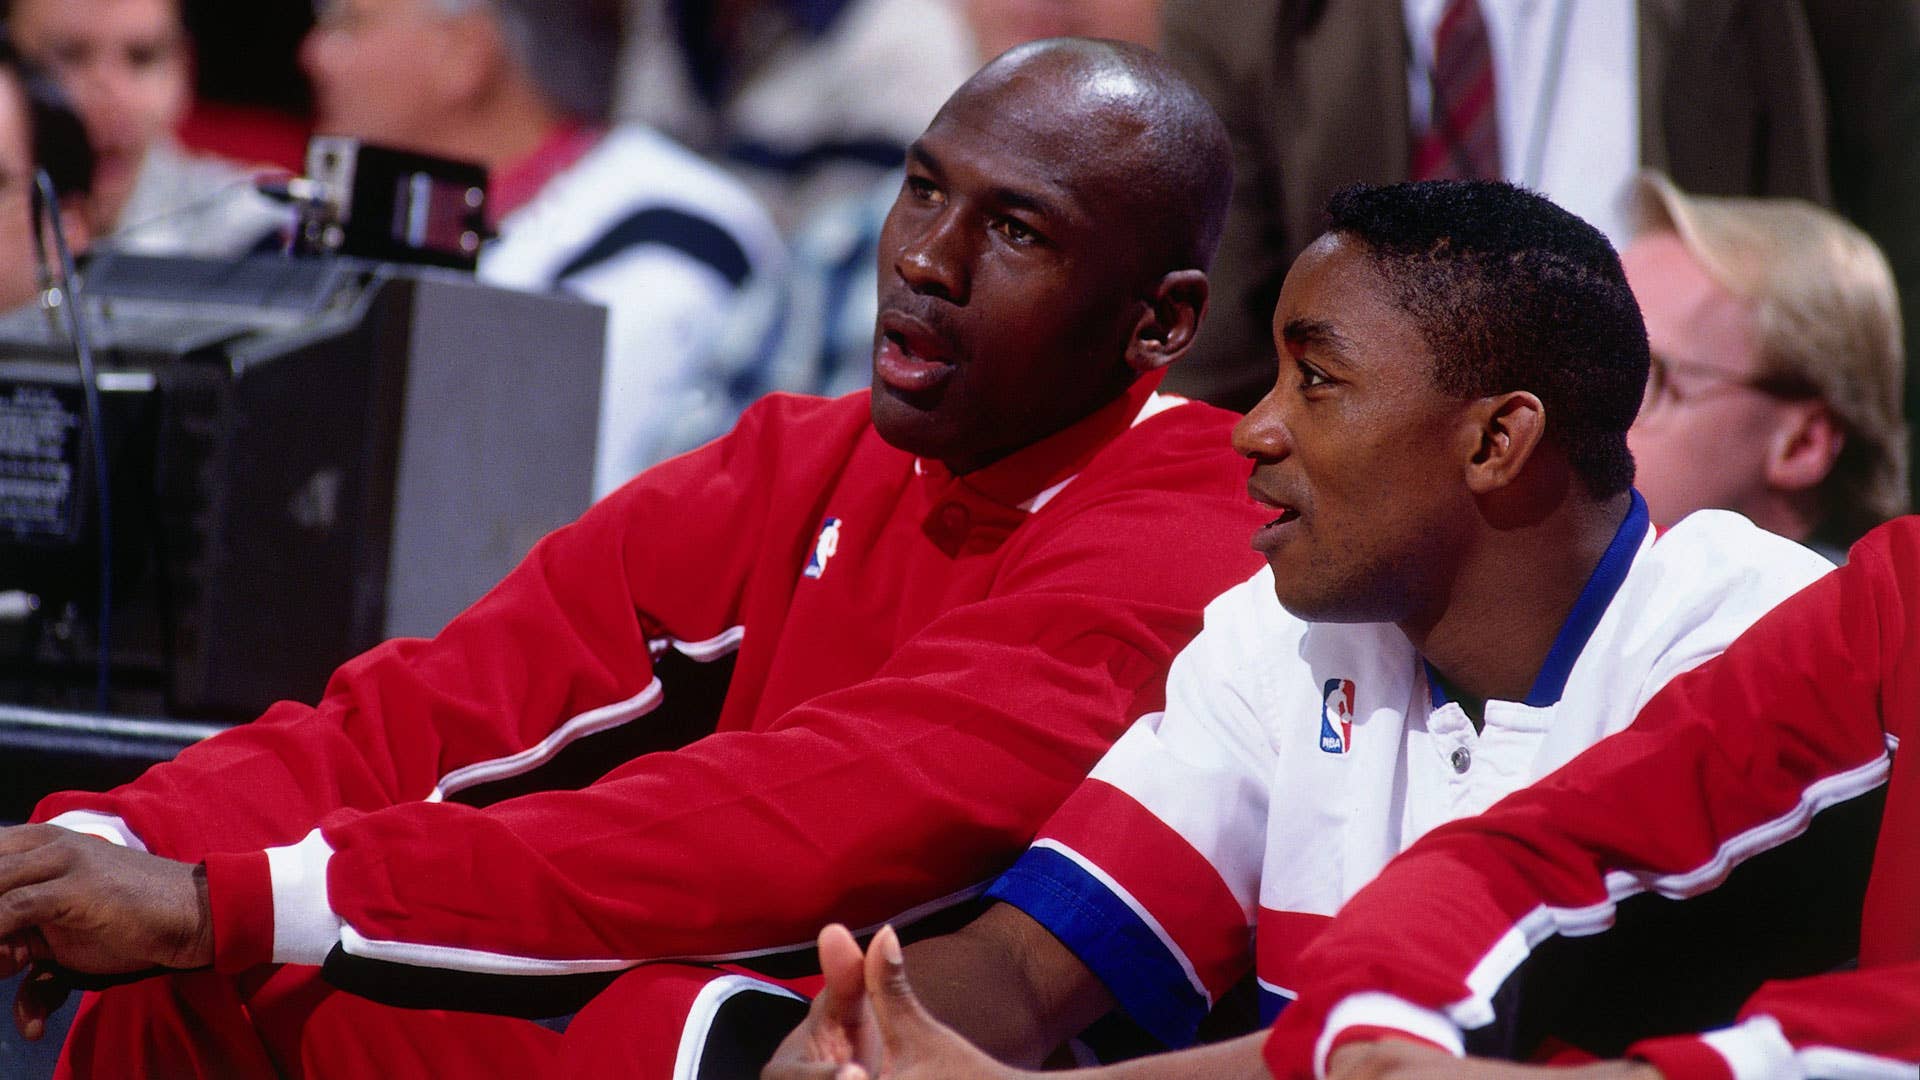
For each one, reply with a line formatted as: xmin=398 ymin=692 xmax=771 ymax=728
xmin=4 ymin=0 xmax=1918 ymax=536
xmin=3 ymin=4 xmax=1919 ymax=1073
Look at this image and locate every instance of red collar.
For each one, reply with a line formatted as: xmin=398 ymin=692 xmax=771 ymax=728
xmin=486 ymin=121 xmax=603 ymax=229
xmin=915 ymin=370 xmax=1168 ymax=556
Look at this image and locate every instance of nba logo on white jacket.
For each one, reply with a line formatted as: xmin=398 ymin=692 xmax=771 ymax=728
xmin=1319 ymin=679 xmax=1355 ymax=754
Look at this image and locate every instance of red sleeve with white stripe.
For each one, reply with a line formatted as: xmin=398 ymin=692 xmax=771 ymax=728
xmin=295 ymin=441 xmax=1263 ymax=980
xmin=33 ymin=394 xmax=814 ymax=863
xmin=1627 ymin=964 xmax=1920 ymax=1080
xmin=1263 ymin=517 xmax=1920 ymax=1080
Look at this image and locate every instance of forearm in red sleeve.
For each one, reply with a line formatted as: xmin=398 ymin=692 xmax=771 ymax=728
xmin=32 ymin=396 xmax=811 ymax=862
xmin=1627 ymin=964 xmax=1920 ymax=1080
xmin=273 ymin=483 xmax=1263 ymax=1003
xmin=275 ymin=592 xmax=1175 ymax=971
xmin=1265 ymin=521 xmax=1920 ymax=1078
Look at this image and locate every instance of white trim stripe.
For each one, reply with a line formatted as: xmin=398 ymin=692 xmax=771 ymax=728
xmin=1315 ymin=993 xmax=1464 ymax=1079
xmin=1030 ymin=837 xmax=1212 ymax=1005
xmin=339 ymin=882 xmax=992 ymax=976
xmin=1619 ymin=755 xmax=1891 ymax=900
xmin=430 ymin=678 xmax=666 ymax=801
xmin=641 ymin=880 xmax=992 ymax=967
xmin=1256 ymin=977 xmax=1298 ymax=1002
xmin=660 ymin=626 xmax=746 ymax=663
xmin=1797 ymin=1046 xmax=1920 ymax=1080
xmin=267 ymin=829 xmax=344 ymax=965
xmin=340 ymin=926 xmax=640 ymax=976
xmin=672 ymin=975 xmax=805 ymax=1080
xmin=1020 ymin=475 xmax=1077 ymax=514
xmin=1701 ymin=1016 xmax=1797 ymax=1080
xmin=1451 ymin=752 xmax=1891 ymax=1030
xmin=46 ymin=811 xmax=148 ymax=853
xmin=1018 ymin=393 xmax=1193 ymax=514
xmin=1131 ymin=392 xmax=1189 ymax=427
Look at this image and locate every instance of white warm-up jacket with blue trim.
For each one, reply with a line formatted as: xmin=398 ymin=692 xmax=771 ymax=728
xmin=985 ymin=500 xmax=1833 ymax=1049
xmin=1265 ymin=516 xmax=1920 ymax=1080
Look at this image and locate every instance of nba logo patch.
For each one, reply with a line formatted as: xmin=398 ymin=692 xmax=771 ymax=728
xmin=803 ymin=517 xmax=842 ymax=579
xmin=1319 ymin=678 xmax=1355 ymax=754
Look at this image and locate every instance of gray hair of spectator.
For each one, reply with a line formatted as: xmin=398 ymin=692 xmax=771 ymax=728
xmin=1633 ymin=171 xmax=1910 ymax=547
xmin=431 ymin=0 xmax=623 ymax=122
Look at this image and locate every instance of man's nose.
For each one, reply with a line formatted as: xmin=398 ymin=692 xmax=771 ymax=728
xmin=1232 ymin=384 xmax=1294 ymax=461
xmin=894 ymin=209 xmax=970 ymax=305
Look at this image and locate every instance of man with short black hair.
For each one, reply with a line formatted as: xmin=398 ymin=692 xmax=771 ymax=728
xmin=0 ymin=38 xmax=1268 ymax=1078
xmin=764 ymin=180 xmax=1834 ymax=1080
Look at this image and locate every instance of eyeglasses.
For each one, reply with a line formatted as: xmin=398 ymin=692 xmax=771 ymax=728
xmin=1641 ymin=353 xmax=1819 ymax=414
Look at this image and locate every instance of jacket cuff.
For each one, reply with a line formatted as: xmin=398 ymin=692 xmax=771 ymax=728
xmin=264 ymin=829 xmax=343 ymax=965
xmin=1631 ymin=1017 xmax=1796 ymax=1080
xmin=42 ymin=810 xmax=149 ymax=852
xmin=1312 ymin=993 xmax=1465 ymax=1078
xmin=203 ymin=850 xmax=274 ymax=973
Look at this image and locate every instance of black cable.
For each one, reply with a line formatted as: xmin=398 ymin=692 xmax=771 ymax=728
xmin=31 ymin=168 xmax=111 ymax=710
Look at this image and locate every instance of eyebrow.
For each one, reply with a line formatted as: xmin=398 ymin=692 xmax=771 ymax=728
xmin=1281 ymin=317 xmax=1352 ymax=358
xmin=904 ymin=142 xmax=1067 ymax=223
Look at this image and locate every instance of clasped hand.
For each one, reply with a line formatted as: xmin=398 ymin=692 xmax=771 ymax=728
xmin=0 ymin=823 xmax=212 ymax=1038
xmin=763 ymin=923 xmax=1023 ymax=1080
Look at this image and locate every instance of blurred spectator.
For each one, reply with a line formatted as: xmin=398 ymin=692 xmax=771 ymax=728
xmin=0 ymin=35 xmax=91 ymax=310
xmin=962 ymin=0 xmax=1163 ymax=61
xmin=4 ymin=0 xmax=286 ymax=256
xmin=1160 ymin=0 xmax=1920 ymax=421
xmin=302 ymin=0 xmax=782 ymax=496
xmin=1625 ymin=172 xmax=1905 ymax=558
xmin=616 ymin=0 xmax=977 ymax=229
xmin=680 ymin=6 xmax=1166 ymax=457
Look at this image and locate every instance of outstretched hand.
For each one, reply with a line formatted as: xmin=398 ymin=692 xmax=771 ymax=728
xmin=0 ymin=824 xmax=212 ymax=1038
xmin=763 ymin=924 xmax=1022 ymax=1080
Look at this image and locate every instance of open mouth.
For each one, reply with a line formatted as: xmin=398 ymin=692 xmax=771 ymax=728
xmin=874 ymin=320 xmax=956 ymax=394
xmin=1265 ymin=507 xmax=1301 ymax=528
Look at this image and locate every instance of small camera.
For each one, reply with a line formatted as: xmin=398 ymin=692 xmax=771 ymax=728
xmin=292 ymin=137 xmax=490 ymax=271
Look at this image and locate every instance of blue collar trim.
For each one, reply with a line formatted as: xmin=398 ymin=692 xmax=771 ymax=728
xmin=1425 ymin=490 xmax=1649 ymax=710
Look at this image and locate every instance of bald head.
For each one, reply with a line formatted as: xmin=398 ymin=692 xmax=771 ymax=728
xmin=942 ymin=37 xmax=1233 ymax=275
xmin=869 ymin=37 xmax=1231 ymax=474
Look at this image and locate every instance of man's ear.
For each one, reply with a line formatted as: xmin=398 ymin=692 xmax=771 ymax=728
xmin=1123 ymin=269 xmax=1208 ymax=374
xmin=1764 ymin=401 xmax=1844 ymax=493
xmin=1464 ymin=390 xmax=1546 ymax=495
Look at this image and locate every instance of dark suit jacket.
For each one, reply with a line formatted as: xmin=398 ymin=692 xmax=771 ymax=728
xmin=1163 ymin=0 xmax=1920 ymax=431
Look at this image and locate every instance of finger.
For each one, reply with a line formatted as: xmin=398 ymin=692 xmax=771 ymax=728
xmin=0 ymin=842 xmax=66 ymax=903
xmin=816 ymin=924 xmax=866 ymax=1022
xmin=0 ymin=882 xmax=58 ymax=945
xmin=0 ymin=825 xmax=63 ymax=858
xmin=0 ymin=933 xmax=31 ymax=979
xmin=13 ymin=964 xmax=68 ymax=1042
xmin=762 ymin=1060 xmax=865 ymax=1080
xmin=863 ymin=925 xmax=936 ymax=1055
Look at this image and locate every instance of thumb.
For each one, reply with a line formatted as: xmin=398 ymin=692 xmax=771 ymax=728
xmin=864 ymin=925 xmax=933 ymax=1053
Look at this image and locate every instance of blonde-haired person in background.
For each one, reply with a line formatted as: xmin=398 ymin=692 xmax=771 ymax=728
xmin=1624 ymin=171 xmax=1906 ymax=559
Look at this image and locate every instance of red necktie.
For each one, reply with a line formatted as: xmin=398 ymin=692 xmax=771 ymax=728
xmin=1411 ymin=0 xmax=1502 ymax=181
